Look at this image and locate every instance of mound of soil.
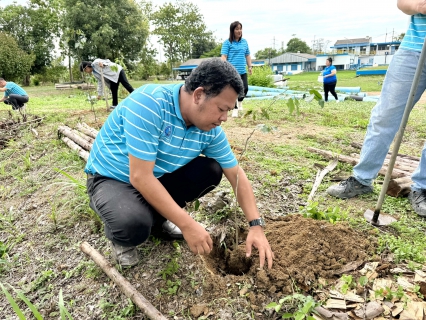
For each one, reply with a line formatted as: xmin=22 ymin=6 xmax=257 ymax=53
xmin=201 ymin=214 xmax=376 ymax=305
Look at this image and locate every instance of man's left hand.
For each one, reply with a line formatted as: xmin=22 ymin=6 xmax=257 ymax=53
xmin=245 ymin=226 xmax=274 ymax=269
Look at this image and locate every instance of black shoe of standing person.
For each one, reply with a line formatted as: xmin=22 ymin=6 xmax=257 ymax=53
xmin=326 ymin=176 xmax=373 ymax=199
xmin=408 ymin=190 xmax=426 ymax=217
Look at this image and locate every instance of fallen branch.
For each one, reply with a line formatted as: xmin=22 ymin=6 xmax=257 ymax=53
xmin=308 ymin=147 xmax=410 ymax=179
xmin=72 ymin=128 xmax=94 ymax=144
xmin=77 ymin=122 xmax=99 ymax=139
xmin=308 ymin=159 xmax=338 ymax=201
xmin=61 ymin=137 xmax=89 ymax=162
xmin=351 ymin=142 xmax=420 ymax=162
xmin=80 ymin=242 xmax=167 ymax=320
xmin=58 ymin=125 xmax=92 ymax=151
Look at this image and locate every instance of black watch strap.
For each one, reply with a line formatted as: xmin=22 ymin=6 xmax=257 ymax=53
xmin=249 ymin=218 xmax=265 ymax=228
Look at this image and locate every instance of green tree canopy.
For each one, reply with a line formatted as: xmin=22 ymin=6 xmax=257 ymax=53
xmin=254 ymin=47 xmax=284 ymax=60
xmin=0 ymin=1 xmax=59 ymax=75
xmin=200 ymin=43 xmax=222 ymax=58
xmin=152 ymin=0 xmax=214 ymax=65
xmin=0 ymin=32 xmax=35 ymax=81
xmin=61 ymin=0 xmax=150 ymax=62
xmin=286 ymin=38 xmax=312 ymax=54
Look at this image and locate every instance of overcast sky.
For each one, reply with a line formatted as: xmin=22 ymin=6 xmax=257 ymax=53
xmin=1 ymin=0 xmax=411 ymax=59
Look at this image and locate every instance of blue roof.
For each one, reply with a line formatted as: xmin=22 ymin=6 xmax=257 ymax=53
xmin=172 ymin=65 xmax=198 ymax=71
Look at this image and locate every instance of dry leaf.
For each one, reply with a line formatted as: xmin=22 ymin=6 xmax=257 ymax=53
xmin=353 ymin=301 xmax=384 ymax=319
xmin=325 ymin=298 xmax=347 ymax=309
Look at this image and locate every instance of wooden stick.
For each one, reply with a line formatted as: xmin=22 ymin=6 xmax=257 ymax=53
xmin=80 ymin=122 xmax=99 ymax=138
xmin=351 ymin=142 xmax=421 ymax=161
xmin=58 ymin=125 xmax=92 ymax=151
xmin=308 ymin=159 xmax=338 ymax=201
xmin=308 ymin=147 xmax=410 ymax=179
xmin=80 ymin=242 xmax=167 ymax=320
xmin=61 ymin=137 xmax=89 ymax=162
xmin=72 ymin=128 xmax=94 ymax=144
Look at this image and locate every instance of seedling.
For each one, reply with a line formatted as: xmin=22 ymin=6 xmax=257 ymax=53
xmin=266 ymin=293 xmax=320 ymax=319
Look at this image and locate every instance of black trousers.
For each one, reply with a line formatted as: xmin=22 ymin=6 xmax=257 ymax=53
xmin=109 ymin=70 xmax=134 ymax=106
xmin=86 ymin=157 xmax=223 ymax=247
xmin=323 ymin=82 xmax=338 ymax=102
xmin=4 ymin=94 xmax=29 ymax=110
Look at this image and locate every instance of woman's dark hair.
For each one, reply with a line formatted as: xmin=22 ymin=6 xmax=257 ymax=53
xmin=327 ymin=57 xmax=333 ymax=64
xmin=79 ymin=61 xmax=93 ymax=72
xmin=184 ymin=58 xmax=244 ymax=99
xmin=229 ymin=21 xmax=242 ymax=42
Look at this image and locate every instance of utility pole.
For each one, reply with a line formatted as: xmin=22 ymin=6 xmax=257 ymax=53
xmin=392 ymin=28 xmax=394 ymax=42
xmin=273 ymin=36 xmax=275 ymax=50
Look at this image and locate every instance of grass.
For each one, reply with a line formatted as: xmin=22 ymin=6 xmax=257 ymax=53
xmin=286 ymin=70 xmax=385 ymax=92
xmin=1 ymin=75 xmax=426 ymax=318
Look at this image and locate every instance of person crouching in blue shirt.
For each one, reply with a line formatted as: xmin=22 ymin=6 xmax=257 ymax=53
xmin=0 ymin=78 xmax=29 ymax=110
xmin=85 ymin=58 xmax=274 ymax=269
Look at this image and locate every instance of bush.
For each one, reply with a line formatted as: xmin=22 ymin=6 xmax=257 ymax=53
xmin=248 ymin=66 xmax=274 ymax=87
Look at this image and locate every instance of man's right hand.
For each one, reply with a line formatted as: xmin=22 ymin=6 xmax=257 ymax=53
xmin=181 ymin=219 xmax=213 ymax=255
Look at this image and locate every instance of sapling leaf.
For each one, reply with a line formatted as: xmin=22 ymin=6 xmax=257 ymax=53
xmin=358 ymin=276 xmax=368 ymax=286
xmin=287 ymin=98 xmax=295 ymax=115
xmin=265 ymin=302 xmax=278 ymax=309
xmin=282 ymin=313 xmax=293 ymax=319
xmin=318 ymin=100 xmax=325 ymax=108
xmin=309 ymin=89 xmax=322 ymax=100
xmin=194 ymin=199 xmax=200 ymax=211
xmin=0 ymin=283 xmax=26 ymax=319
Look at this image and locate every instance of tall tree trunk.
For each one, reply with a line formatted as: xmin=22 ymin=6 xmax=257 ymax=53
xmin=69 ymin=52 xmax=73 ymax=83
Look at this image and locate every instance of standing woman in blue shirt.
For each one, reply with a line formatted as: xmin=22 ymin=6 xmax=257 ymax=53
xmin=323 ymin=57 xmax=339 ymax=102
xmin=221 ymin=21 xmax=252 ymax=117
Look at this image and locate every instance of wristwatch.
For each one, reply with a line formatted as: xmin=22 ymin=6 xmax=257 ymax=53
xmin=249 ymin=218 xmax=265 ymax=228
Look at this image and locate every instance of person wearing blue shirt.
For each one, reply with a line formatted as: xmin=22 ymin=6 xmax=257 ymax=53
xmin=85 ymin=58 xmax=274 ymax=269
xmin=322 ymin=57 xmax=338 ymax=102
xmin=327 ymin=0 xmax=426 ymax=218
xmin=221 ymin=21 xmax=252 ymax=117
xmin=0 ymin=78 xmax=29 ymax=110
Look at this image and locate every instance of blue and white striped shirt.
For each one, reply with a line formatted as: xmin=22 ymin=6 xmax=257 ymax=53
xmin=4 ymin=82 xmax=27 ymax=97
xmin=400 ymin=14 xmax=426 ymax=52
xmin=85 ymin=83 xmax=237 ymax=182
xmin=221 ymin=38 xmax=250 ymax=74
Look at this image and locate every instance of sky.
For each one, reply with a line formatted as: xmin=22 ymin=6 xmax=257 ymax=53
xmin=1 ymin=0 xmax=411 ymax=60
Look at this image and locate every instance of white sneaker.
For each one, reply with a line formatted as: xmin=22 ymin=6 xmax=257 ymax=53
xmin=237 ymin=101 xmax=243 ymax=111
xmin=336 ymin=100 xmax=340 ymax=103
xmin=232 ymin=109 xmax=239 ymax=118
xmin=162 ymin=220 xmax=183 ymax=239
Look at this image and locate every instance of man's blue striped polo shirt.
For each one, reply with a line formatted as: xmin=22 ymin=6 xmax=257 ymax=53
xmin=400 ymin=14 xmax=426 ymax=52
xmin=4 ymin=82 xmax=27 ymax=97
xmin=85 ymin=83 xmax=238 ymax=183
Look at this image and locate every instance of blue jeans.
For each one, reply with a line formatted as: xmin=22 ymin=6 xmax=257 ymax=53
xmin=354 ymin=49 xmax=426 ymax=191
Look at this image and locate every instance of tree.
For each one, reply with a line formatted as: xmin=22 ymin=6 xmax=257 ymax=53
xmin=200 ymin=43 xmax=222 ymax=58
xmin=254 ymin=47 xmax=283 ymax=60
xmin=61 ymin=0 xmax=150 ymax=62
xmin=396 ymin=33 xmax=405 ymax=41
xmin=286 ymin=38 xmax=312 ymax=54
xmin=132 ymin=42 xmax=158 ymax=80
xmin=0 ymin=1 xmax=59 ymax=76
xmin=152 ymin=0 xmax=213 ymax=69
xmin=0 ymin=32 xmax=34 ymax=82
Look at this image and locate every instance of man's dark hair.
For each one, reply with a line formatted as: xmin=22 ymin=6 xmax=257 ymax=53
xmin=79 ymin=61 xmax=93 ymax=72
xmin=184 ymin=58 xmax=244 ymax=98
xmin=229 ymin=21 xmax=242 ymax=42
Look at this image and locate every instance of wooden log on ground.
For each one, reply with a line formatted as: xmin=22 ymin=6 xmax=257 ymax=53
xmin=308 ymin=147 xmax=410 ymax=179
xmin=385 ymin=154 xmax=419 ymax=168
xmin=350 ymin=142 xmax=421 ymax=161
xmin=79 ymin=122 xmax=99 ymax=139
xmin=58 ymin=125 xmax=92 ymax=151
xmin=387 ymin=177 xmax=413 ymax=197
xmin=80 ymin=242 xmax=168 ymax=320
xmin=351 ymin=153 xmax=416 ymax=175
xmin=72 ymin=129 xmax=94 ymax=144
xmin=61 ymin=137 xmax=89 ymax=162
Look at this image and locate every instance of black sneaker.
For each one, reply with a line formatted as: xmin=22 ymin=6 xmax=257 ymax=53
xmin=326 ymin=176 xmax=373 ymax=199
xmin=408 ymin=190 xmax=426 ymax=217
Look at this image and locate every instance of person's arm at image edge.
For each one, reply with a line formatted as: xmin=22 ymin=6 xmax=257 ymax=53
xmin=223 ymin=165 xmax=274 ymax=269
xmin=129 ymin=154 xmax=213 ymax=255
xmin=397 ymin=0 xmax=426 ymax=15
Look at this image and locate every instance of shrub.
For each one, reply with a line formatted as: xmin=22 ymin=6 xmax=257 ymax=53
xmin=248 ymin=66 xmax=274 ymax=87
